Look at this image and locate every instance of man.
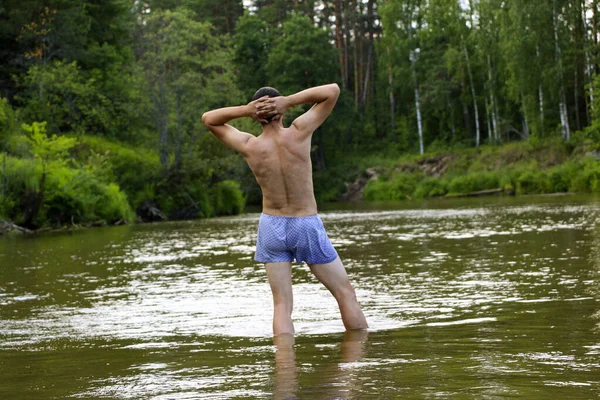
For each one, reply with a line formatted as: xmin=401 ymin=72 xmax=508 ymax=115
xmin=202 ymin=84 xmax=368 ymax=336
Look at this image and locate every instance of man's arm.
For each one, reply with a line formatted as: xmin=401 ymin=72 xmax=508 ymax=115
xmin=263 ymin=84 xmax=340 ymax=136
xmin=202 ymin=97 xmax=269 ymax=154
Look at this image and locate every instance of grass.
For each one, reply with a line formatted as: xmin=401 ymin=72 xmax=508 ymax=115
xmin=360 ymin=139 xmax=600 ymax=201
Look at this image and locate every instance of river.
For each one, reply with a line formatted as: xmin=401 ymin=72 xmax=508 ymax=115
xmin=1 ymin=196 xmax=599 ymax=399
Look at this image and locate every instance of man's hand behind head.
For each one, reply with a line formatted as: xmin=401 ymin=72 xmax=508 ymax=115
xmin=247 ymin=96 xmax=272 ymax=124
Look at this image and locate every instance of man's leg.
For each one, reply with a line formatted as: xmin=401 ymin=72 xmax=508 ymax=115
xmin=266 ymin=262 xmax=295 ymax=335
xmin=308 ymin=256 xmax=368 ymax=330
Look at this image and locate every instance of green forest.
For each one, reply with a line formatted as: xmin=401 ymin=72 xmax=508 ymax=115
xmin=1 ymin=0 xmax=600 ymax=231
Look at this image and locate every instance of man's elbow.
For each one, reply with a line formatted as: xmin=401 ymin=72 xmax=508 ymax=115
xmin=201 ymin=112 xmax=211 ymax=127
xmin=329 ymin=83 xmax=340 ymax=98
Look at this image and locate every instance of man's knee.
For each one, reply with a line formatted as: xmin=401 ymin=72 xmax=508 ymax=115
xmin=272 ymin=292 xmax=293 ymax=314
xmin=332 ymin=282 xmax=357 ymax=303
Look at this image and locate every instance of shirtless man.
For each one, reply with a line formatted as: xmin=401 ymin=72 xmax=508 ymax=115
xmin=202 ymin=84 xmax=368 ymax=335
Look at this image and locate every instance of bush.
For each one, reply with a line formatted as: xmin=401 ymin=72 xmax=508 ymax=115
xmin=413 ymin=177 xmax=448 ymax=198
xmin=74 ymin=135 xmax=162 ymax=207
xmin=570 ymin=157 xmax=600 ymax=193
xmin=0 ymin=155 xmax=135 ymax=226
xmin=364 ymin=173 xmax=420 ymax=201
xmin=155 ymin=179 xmax=213 ymax=220
xmin=516 ymin=170 xmax=552 ymax=194
xmin=447 ymin=171 xmax=501 ymax=194
xmin=210 ymin=180 xmax=246 ymax=216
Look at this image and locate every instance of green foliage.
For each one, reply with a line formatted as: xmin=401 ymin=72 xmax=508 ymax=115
xmin=570 ymin=157 xmax=600 ymax=193
xmin=265 ymin=15 xmax=338 ymax=94
xmin=313 ymin=169 xmax=348 ymax=203
xmin=0 ymin=154 xmax=134 ymax=226
xmin=232 ymin=13 xmax=270 ymax=92
xmin=364 ymin=173 xmax=421 ymax=201
xmin=413 ymin=177 xmax=448 ymax=198
xmin=515 ymin=170 xmax=552 ymax=194
xmin=23 ymin=121 xmax=76 ymax=170
xmin=210 ymin=180 xmax=245 ymax=216
xmin=18 ymin=61 xmax=117 ymax=135
xmin=41 ymin=166 xmax=135 ymax=225
xmin=0 ymin=98 xmax=18 ymax=148
xmin=447 ymin=171 xmax=501 ymax=194
xmin=73 ymin=135 xmax=162 ymax=207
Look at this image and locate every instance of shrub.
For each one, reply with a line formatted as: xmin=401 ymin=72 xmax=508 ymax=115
xmin=516 ymin=170 xmax=552 ymax=194
xmin=570 ymin=157 xmax=600 ymax=193
xmin=0 ymin=155 xmax=135 ymax=226
xmin=210 ymin=180 xmax=246 ymax=216
xmin=413 ymin=177 xmax=448 ymax=198
xmin=74 ymin=135 xmax=162 ymax=207
xmin=364 ymin=173 xmax=420 ymax=201
xmin=155 ymin=180 xmax=213 ymax=220
xmin=446 ymin=171 xmax=501 ymax=194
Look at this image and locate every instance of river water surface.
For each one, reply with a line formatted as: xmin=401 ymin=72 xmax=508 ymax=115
xmin=1 ymin=196 xmax=599 ymax=399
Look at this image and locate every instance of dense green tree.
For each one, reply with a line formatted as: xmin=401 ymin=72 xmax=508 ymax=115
xmin=136 ymin=7 xmax=242 ymax=172
xmin=232 ymin=12 xmax=271 ymax=92
xmin=266 ymin=15 xmax=338 ymax=94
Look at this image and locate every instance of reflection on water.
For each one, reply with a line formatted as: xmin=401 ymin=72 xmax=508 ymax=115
xmin=273 ymin=330 xmax=368 ymax=400
xmin=1 ymin=197 xmax=600 ymax=398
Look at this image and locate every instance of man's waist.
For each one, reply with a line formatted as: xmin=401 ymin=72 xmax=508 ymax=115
xmin=261 ymin=204 xmax=318 ymax=217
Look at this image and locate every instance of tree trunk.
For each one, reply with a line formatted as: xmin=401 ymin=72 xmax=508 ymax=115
xmin=342 ymin=1 xmax=351 ymax=93
xmin=464 ymin=44 xmax=481 ymax=147
xmin=446 ymin=94 xmax=456 ymax=138
xmin=463 ymin=99 xmax=473 ymax=138
xmin=158 ymin=74 xmax=169 ymax=170
xmin=410 ymin=50 xmax=424 ymax=155
xmin=553 ymin=0 xmax=571 ymax=140
xmin=583 ymin=1 xmax=595 ymax=121
xmin=1 ymin=151 xmax=5 ymax=201
xmin=387 ymin=44 xmax=396 ymax=136
xmin=487 ymin=55 xmax=499 ymax=142
xmin=594 ymin=0 xmax=599 ymax=45
xmin=536 ymin=45 xmax=545 ymax=130
xmin=522 ymin=94 xmax=530 ymax=139
xmin=358 ymin=1 xmax=364 ymax=111
xmin=366 ymin=0 xmax=375 ymax=109
xmin=362 ymin=43 xmax=373 ymax=112
xmin=334 ymin=0 xmax=347 ymax=88
xmin=485 ymin=97 xmax=492 ymax=144
xmin=574 ymin=68 xmax=582 ymax=131
xmin=353 ymin=11 xmax=359 ymax=111
xmin=174 ymin=92 xmax=184 ymax=172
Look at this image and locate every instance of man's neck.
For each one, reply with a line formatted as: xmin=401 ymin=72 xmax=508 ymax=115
xmin=261 ymin=120 xmax=284 ymax=135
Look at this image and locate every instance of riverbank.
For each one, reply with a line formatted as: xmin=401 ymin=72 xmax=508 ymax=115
xmin=338 ymin=138 xmax=600 ymax=202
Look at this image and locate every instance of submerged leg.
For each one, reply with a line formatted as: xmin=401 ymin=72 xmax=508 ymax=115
xmin=266 ymin=262 xmax=294 ymax=335
xmin=308 ymin=256 xmax=368 ymax=330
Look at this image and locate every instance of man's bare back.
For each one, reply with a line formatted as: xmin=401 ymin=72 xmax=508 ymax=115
xmin=202 ymin=84 xmax=367 ymax=336
xmin=201 ymin=83 xmax=339 ymax=216
xmin=244 ymin=123 xmax=316 ymax=216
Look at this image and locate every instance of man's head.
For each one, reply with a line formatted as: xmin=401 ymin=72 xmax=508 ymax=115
xmin=252 ymin=87 xmax=281 ymax=123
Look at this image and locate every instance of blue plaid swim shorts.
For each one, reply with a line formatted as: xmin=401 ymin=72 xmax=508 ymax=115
xmin=254 ymin=213 xmax=338 ymax=265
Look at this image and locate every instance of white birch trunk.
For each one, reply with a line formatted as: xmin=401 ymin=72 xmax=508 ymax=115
xmin=464 ymin=44 xmax=480 ymax=147
xmin=487 ymin=55 xmax=499 ymax=142
xmin=410 ymin=49 xmax=424 ymax=155
xmin=536 ymin=45 xmax=545 ymax=127
xmin=553 ymin=0 xmax=571 ymax=140
xmin=582 ymin=2 xmax=595 ymax=112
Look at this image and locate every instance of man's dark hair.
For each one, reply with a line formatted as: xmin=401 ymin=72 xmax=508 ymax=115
xmin=252 ymin=86 xmax=281 ymax=101
xmin=252 ymin=87 xmax=281 ymax=123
